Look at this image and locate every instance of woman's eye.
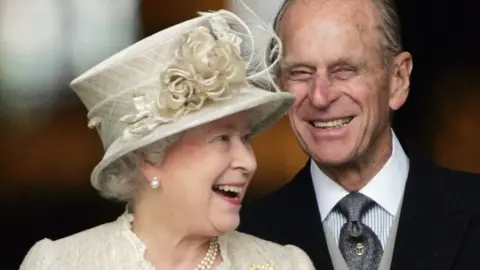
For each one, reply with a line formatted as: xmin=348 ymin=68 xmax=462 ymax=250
xmin=242 ymin=133 xmax=252 ymax=142
xmin=214 ymin=135 xmax=230 ymax=142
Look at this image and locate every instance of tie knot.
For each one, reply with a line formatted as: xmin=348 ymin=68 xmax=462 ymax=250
xmin=337 ymin=192 xmax=374 ymax=221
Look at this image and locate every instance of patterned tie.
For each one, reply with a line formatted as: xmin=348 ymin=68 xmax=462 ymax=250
xmin=337 ymin=192 xmax=383 ymax=270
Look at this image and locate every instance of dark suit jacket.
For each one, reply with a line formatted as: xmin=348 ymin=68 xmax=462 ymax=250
xmin=239 ymin=154 xmax=480 ymax=269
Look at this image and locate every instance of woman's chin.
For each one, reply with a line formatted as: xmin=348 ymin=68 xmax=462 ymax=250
xmin=210 ymin=213 xmax=240 ymax=233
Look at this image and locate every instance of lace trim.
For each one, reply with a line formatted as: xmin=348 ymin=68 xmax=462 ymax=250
xmin=117 ymin=212 xmax=231 ymax=269
xmin=119 ymin=213 xmax=156 ymax=269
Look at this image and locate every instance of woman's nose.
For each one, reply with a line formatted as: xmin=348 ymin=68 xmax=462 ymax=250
xmin=231 ymin=138 xmax=257 ymax=174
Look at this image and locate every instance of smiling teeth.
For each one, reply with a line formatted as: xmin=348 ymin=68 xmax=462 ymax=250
xmin=313 ymin=117 xmax=352 ymax=128
xmin=216 ymin=185 xmax=243 ymax=193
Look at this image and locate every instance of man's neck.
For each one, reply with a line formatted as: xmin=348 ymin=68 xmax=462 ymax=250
xmin=318 ymin=129 xmax=392 ymax=192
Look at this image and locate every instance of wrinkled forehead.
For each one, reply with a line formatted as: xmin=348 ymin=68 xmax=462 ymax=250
xmin=280 ymin=0 xmax=380 ymax=31
xmin=279 ymin=0 xmax=382 ymax=64
xmin=281 ymin=1 xmax=380 ymax=42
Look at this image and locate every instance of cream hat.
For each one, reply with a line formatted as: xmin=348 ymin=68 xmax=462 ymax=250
xmin=70 ymin=7 xmax=293 ymax=189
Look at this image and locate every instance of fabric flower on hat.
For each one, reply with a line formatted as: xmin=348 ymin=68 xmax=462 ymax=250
xmin=159 ymin=25 xmax=246 ymax=117
xmin=119 ymin=18 xmax=247 ymax=140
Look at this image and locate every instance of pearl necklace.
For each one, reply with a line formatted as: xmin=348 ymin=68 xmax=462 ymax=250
xmin=194 ymin=237 xmax=219 ymax=270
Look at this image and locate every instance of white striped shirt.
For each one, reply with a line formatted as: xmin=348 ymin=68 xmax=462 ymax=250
xmin=311 ymin=131 xmax=409 ymax=248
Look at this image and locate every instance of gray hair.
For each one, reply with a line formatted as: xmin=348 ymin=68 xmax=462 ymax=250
xmin=272 ymin=0 xmax=403 ymax=66
xmin=95 ymin=134 xmax=182 ymax=202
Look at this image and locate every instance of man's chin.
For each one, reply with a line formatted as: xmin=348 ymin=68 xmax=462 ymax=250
xmin=311 ymin=150 xmax=357 ymax=167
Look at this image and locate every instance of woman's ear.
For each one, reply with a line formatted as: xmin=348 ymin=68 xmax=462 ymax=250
xmin=137 ymin=152 xmax=162 ymax=184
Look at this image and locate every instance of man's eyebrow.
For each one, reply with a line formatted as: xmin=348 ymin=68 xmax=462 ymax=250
xmin=280 ymin=58 xmax=315 ymax=69
xmin=279 ymin=57 xmax=368 ymax=71
xmin=329 ymin=57 xmax=368 ymax=68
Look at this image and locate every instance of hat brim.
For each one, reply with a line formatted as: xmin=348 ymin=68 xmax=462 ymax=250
xmin=90 ymin=87 xmax=294 ymax=189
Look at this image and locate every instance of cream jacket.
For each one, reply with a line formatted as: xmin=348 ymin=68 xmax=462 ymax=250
xmin=20 ymin=213 xmax=315 ymax=270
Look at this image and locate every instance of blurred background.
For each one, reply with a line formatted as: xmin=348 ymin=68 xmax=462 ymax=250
xmin=1 ymin=0 xmax=479 ymax=268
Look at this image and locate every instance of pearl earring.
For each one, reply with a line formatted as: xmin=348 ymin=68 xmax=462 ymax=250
xmin=150 ymin=176 xmax=160 ymax=189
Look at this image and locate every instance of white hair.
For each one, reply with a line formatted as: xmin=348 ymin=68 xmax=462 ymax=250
xmin=95 ymin=134 xmax=182 ymax=202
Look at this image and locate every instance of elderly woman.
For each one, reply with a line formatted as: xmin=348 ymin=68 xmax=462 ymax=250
xmin=20 ymin=6 xmax=315 ymax=270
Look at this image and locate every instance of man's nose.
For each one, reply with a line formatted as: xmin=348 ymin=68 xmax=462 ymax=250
xmin=308 ymin=76 xmax=340 ymax=109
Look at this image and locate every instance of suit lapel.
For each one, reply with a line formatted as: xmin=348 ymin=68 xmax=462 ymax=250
xmin=391 ymin=156 xmax=472 ymax=270
xmin=279 ymin=162 xmax=334 ymax=270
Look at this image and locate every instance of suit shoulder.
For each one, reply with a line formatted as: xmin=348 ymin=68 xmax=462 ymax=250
xmin=430 ymin=164 xmax=480 ymax=212
xmin=439 ymin=166 xmax=480 ymax=187
xmin=222 ymin=231 xmax=315 ymax=269
xmin=412 ymin=156 xmax=480 ymax=186
xmin=239 ymin=164 xmax=313 ymax=237
xmin=428 ymin=161 xmax=480 ymax=192
xmin=239 ymin=180 xmax=296 ymax=235
xmin=243 ymin=163 xmax=312 ymax=212
xmin=247 ymin=181 xmax=297 ymax=209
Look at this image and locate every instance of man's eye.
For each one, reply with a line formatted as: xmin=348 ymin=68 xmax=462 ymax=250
xmin=332 ymin=67 xmax=357 ymax=80
xmin=287 ymin=70 xmax=313 ymax=81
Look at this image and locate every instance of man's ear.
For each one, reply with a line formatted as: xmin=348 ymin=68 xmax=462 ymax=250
xmin=389 ymin=51 xmax=413 ymax=111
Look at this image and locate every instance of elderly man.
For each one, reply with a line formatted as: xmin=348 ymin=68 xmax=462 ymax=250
xmin=239 ymin=0 xmax=480 ymax=269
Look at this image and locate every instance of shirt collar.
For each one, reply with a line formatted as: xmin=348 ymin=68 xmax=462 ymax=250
xmin=311 ymin=130 xmax=409 ymax=221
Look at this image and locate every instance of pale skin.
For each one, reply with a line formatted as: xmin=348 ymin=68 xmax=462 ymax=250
xmin=278 ymin=0 xmax=413 ymax=191
xmin=130 ymin=112 xmax=256 ymax=270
